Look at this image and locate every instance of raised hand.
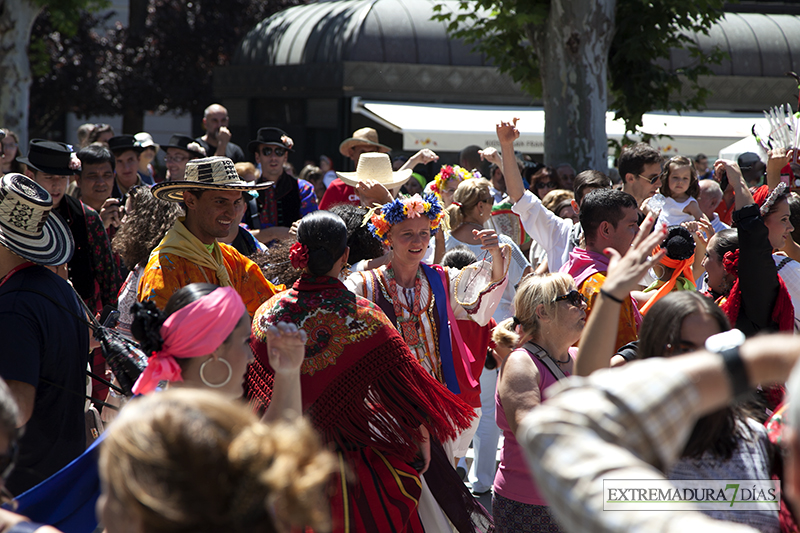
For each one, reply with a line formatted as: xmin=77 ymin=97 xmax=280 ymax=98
xmin=266 ymin=322 xmax=307 ymax=376
xmin=496 ymin=118 xmax=520 ymax=145
xmin=601 ymin=213 xmax=667 ymax=300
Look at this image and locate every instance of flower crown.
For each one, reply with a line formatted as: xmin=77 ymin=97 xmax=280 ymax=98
xmin=430 ymin=165 xmax=475 ymax=199
xmin=366 ymin=193 xmax=445 ymax=243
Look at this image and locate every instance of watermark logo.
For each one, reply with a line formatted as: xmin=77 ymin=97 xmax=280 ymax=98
xmin=604 ymin=480 xmax=780 ymax=511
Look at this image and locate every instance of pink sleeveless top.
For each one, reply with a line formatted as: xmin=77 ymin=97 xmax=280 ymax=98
xmin=493 ymin=347 xmax=571 ymax=505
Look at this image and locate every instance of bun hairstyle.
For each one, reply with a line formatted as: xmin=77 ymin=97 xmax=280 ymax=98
xmin=493 ymin=272 xmax=574 ymax=347
xmin=131 ymin=283 xmax=219 ymax=354
xmin=445 ymin=178 xmax=493 ymax=229
xmin=328 ymin=204 xmax=384 ymax=264
xmin=99 ymin=388 xmax=337 ymax=533
xmin=295 ymin=211 xmax=348 ymax=276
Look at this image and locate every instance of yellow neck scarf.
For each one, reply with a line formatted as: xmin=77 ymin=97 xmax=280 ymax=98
xmin=152 ymin=218 xmax=232 ymax=287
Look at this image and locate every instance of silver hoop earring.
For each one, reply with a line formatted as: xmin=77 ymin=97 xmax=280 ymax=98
xmin=200 ymin=358 xmax=232 ymax=388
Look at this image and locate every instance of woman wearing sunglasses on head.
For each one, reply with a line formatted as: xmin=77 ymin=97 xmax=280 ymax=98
xmin=489 ymin=272 xmax=586 ymax=532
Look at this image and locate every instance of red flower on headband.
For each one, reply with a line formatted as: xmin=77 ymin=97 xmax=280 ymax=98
xmin=290 ymin=242 xmax=309 ymax=270
xmin=723 ymin=249 xmax=739 ymax=277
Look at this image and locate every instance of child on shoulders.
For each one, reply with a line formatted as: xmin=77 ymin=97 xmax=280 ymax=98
xmin=646 ymin=155 xmax=708 ymax=227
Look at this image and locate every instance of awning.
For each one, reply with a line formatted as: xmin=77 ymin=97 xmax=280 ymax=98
xmin=353 ymin=98 xmax=766 ymax=158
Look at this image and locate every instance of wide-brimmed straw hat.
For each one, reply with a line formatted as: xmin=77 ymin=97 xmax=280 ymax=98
xmin=151 ymin=156 xmax=272 ymax=201
xmin=339 ymin=127 xmax=391 ymax=158
xmin=16 ymin=140 xmax=76 ymax=176
xmin=0 ymin=173 xmax=74 ymax=266
xmin=336 ymin=152 xmax=412 ymax=190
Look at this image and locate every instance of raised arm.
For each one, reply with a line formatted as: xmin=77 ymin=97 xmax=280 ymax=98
xmin=497 ymin=119 xmax=524 ymax=203
xmin=574 ymin=213 xmax=666 ymax=376
xmin=519 ymin=333 xmax=800 ymax=533
xmin=717 ymin=159 xmax=754 ymax=210
xmin=766 ymin=147 xmax=793 ymax=191
xmin=261 ymin=322 xmax=307 ymax=423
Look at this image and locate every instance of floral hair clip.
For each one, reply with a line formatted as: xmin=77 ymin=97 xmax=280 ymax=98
xmin=430 ymin=165 xmax=475 ymax=199
xmin=289 ymin=242 xmax=309 ymax=269
xmin=365 ymin=193 xmax=445 ymax=244
xmin=758 ymin=182 xmax=788 ymax=217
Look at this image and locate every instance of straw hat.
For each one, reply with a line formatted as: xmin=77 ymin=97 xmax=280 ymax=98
xmin=336 ymin=152 xmax=412 ymax=189
xmin=151 ymin=156 xmax=272 ymax=202
xmin=339 ymin=128 xmax=391 ymax=158
xmin=0 ymin=173 xmax=74 ymax=266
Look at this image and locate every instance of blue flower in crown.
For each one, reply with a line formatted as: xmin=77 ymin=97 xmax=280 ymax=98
xmin=367 ymin=193 xmax=444 ymax=244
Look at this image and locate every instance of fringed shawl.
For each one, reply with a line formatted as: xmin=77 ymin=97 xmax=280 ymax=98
xmin=247 ymin=274 xmax=475 ymax=462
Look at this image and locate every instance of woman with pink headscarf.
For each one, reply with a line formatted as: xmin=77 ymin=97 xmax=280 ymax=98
xmin=131 ymin=283 xmax=305 ymax=417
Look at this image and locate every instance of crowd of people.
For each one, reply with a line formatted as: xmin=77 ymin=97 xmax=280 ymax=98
xmin=2 ymin=105 xmax=800 ymax=533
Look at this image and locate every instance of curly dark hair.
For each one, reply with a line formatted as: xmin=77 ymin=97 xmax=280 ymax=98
xmin=249 ymin=243 xmax=304 ymax=288
xmin=328 ymin=204 xmax=385 ymax=263
xmin=112 ymin=185 xmax=183 ymax=270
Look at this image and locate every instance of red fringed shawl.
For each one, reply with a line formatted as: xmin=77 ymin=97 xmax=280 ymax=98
xmin=246 ymin=275 xmax=475 ymax=462
xmin=720 ymin=249 xmax=795 ymax=332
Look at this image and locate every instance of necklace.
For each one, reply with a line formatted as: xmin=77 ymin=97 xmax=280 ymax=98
xmin=384 ymin=265 xmax=425 ymax=350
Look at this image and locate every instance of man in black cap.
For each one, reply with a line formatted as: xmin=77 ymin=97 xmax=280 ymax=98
xmin=0 ymin=173 xmax=90 ymax=494
xmin=18 ymin=139 xmax=121 ymax=312
xmin=248 ymin=127 xmax=318 ymax=242
xmin=107 ymin=135 xmax=153 ymax=199
xmin=163 ymin=134 xmax=206 ymax=181
xmin=738 ymin=152 xmax=766 ymax=188
xmin=195 ymin=103 xmax=245 ymax=163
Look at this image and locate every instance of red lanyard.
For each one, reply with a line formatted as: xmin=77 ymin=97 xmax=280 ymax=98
xmin=0 ymin=261 xmax=34 ymax=289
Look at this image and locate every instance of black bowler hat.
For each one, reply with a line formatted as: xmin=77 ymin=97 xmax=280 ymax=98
xmin=247 ymin=127 xmax=294 ymax=153
xmin=17 ymin=140 xmax=75 ymax=176
xmin=162 ymin=134 xmax=206 ymax=158
xmin=107 ymin=135 xmax=144 ymax=155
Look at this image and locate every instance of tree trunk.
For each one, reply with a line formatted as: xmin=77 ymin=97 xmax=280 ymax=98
xmin=0 ymin=0 xmax=43 ymax=148
xmin=530 ymin=0 xmax=616 ymax=173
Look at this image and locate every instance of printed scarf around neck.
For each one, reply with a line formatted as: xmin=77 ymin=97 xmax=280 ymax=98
xmin=561 ymin=247 xmax=610 ymax=287
xmin=151 ymin=218 xmax=232 ymax=287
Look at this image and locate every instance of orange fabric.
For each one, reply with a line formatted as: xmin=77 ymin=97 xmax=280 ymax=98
xmin=579 ymin=272 xmax=639 ymax=351
xmin=639 ymin=252 xmax=695 ymax=315
xmin=715 ymin=195 xmax=735 ymax=226
xmin=138 ymin=241 xmax=281 ymax=317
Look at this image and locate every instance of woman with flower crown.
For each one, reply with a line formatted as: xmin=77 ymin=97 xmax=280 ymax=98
xmin=346 ymin=189 xmax=510 ymax=493
xmin=245 ymin=211 xmax=493 ymax=533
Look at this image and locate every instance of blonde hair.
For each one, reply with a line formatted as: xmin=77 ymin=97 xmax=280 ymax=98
xmin=541 ymin=189 xmax=574 ymax=213
xmin=234 ymin=162 xmax=259 ymax=181
xmin=445 ymin=178 xmax=493 ymax=228
xmin=493 ymin=272 xmax=574 ymax=347
xmin=100 ymin=388 xmax=337 ymax=533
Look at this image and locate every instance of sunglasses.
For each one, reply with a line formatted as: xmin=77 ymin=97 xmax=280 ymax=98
xmin=260 ymin=146 xmax=286 ymax=157
xmin=535 ymin=181 xmax=559 ymax=189
xmin=553 ymin=290 xmax=587 ymax=307
xmin=637 ymin=173 xmax=661 ymax=185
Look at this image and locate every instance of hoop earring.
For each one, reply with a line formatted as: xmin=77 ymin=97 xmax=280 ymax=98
xmin=651 ymin=264 xmax=665 ymax=280
xmin=200 ymin=358 xmax=232 ymax=388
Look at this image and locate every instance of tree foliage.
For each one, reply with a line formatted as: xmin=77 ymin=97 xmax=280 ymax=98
xmin=29 ymin=0 xmax=305 ymax=135
xmin=433 ymin=0 xmax=727 ymax=134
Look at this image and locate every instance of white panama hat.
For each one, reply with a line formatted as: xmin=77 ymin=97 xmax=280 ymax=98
xmin=336 ymin=152 xmax=412 ymax=190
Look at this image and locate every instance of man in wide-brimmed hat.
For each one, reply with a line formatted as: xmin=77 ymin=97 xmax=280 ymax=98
xmin=0 ymin=173 xmax=91 ymax=494
xmin=19 ymin=139 xmax=121 ymax=312
xmin=139 ymin=156 xmax=280 ymax=315
xmin=163 ymin=134 xmax=206 ymax=181
xmin=319 ymin=127 xmax=439 ymax=210
xmin=248 ymin=127 xmax=318 ymax=243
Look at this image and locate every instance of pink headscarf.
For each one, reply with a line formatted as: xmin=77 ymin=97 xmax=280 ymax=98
xmin=132 ymin=287 xmax=247 ymax=395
